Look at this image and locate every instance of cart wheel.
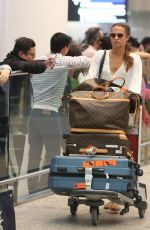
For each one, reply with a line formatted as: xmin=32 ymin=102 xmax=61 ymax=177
xmin=70 ymin=204 xmax=78 ymax=216
xmin=136 ymin=169 xmax=143 ymax=176
xmin=134 ymin=163 xmax=140 ymax=170
xmin=90 ymin=207 xmax=99 ymax=226
xmin=138 ymin=208 xmax=145 ymax=218
xmin=136 ymin=196 xmax=142 ymax=202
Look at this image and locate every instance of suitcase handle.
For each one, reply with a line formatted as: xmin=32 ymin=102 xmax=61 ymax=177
xmin=57 ymin=167 xmax=67 ymax=172
xmin=93 ymin=168 xmax=105 ymax=173
xmin=77 ymin=167 xmax=105 ymax=173
xmin=79 ymin=148 xmax=108 ymax=155
xmin=89 ymin=77 xmax=126 ymax=100
xmin=89 ymin=91 xmax=110 ymax=100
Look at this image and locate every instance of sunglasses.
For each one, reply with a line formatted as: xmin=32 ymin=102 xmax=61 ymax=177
xmin=110 ymin=33 xmax=124 ymax=38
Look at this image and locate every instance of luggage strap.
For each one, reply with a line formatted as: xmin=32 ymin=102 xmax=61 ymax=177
xmin=70 ymin=128 xmax=125 ymax=134
xmin=79 ymin=147 xmax=108 ymax=155
xmin=79 ymin=146 xmax=133 ymax=159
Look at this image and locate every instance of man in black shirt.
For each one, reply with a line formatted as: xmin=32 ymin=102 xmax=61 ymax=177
xmin=1 ymin=37 xmax=53 ymax=182
xmin=2 ymin=37 xmax=52 ymax=73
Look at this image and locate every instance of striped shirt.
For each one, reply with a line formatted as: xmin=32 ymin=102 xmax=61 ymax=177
xmin=31 ymin=53 xmax=90 ymax=112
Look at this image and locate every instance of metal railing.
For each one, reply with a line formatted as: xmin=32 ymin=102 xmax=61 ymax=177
xmin=0 ymin=168 xmax=50 ymax=205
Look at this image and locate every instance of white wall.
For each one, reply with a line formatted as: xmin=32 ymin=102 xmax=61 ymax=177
xmin=128 ymin=0 xmax=150 ymax=40
xmin=128 ymin=0 xmax=150 ymax=12
xmin=0 ymin=0 xmax=68 ymax=60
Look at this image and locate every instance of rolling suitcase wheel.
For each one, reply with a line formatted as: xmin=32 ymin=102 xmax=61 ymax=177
xmin=90 ymin=206 xmax=99 ymax=226
xmin=70 ymin=203 xmax=78 ymax=216
xmin=138 ymin=208 xmax=145 ymax=218
xmin=68 ymin=197 xmax=78 ymax=216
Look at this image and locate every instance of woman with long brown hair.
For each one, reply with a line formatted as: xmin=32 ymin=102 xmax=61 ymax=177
xmin=88 ymin=23 xmax=142 ymax=212
xmin=88 ymin=22 xmax=142 ymax=94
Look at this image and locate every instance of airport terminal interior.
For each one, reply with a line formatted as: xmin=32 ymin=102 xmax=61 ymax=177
xmin=0 ymin=0 xmax=150 ymax=229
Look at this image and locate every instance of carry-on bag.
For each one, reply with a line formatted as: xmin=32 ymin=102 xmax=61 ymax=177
xmin=69 ymin=87 xmax=140 ymax=131
xmin=69 ymin=50 xmax=141 ymax=131
xmin=49 ymin=156 xmax=141 ymax=197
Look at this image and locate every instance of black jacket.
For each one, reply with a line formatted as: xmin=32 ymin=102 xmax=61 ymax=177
xmin=2 ymin=52 xmax=46 ymax=74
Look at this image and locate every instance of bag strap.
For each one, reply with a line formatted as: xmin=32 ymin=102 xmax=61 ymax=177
xmin=98 ymin=49 xmax=106 ymax=79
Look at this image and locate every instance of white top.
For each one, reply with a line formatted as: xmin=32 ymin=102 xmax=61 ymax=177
xmin=88 ymin=50 xmax=142 ymax=94
xmin=82 ymin=45 xmax=97 ymax=58
xmin=31 ymin=53 xmax=90 ymax=112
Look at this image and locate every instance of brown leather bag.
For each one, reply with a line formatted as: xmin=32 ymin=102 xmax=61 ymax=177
xmin=69 ymin=83 xmax=140 ymax=131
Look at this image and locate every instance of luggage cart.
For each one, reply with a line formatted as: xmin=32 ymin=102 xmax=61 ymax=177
xmin=66 ymin=107 xmax=147 ymax=226
xmin=49 ymin=101 xmax=148 ymax=226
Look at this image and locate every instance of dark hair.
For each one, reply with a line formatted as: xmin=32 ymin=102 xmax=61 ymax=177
xmin=81 ymin=27 xmax=103 ymax=51
xmin=111 ymin=23 xmax=133 ymax=71
xmin=141 ymin=37 xmax=150 ymax=46
xmin=50 ymin=32 xmax=72 ymax=53
xmin=128 ymin=36 xmax=140 ymax=49
xmin=101 ymin=36 xmax=112 ymax=50
xmin=85 ymin=27 xmax=102 ymax=45
xmin=12 ymin=37 xmax=35 ymax=55
xmin=67 ymin=42 xmax=82 ymax=56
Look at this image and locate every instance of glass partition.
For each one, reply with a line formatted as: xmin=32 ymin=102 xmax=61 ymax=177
xmin=0 ymin=82 xmax=9 ymax=181
xmin=8 ymin=67 xmax=89 ymax=197
xmin=141 ymin=59 xmax=150 ymax=164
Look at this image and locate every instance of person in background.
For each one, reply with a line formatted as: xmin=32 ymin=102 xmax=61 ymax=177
xmin=141 ymin=37 xmax=150 ymax=53
xmin=80 ymin=27 xmax=104 ymax=58
xmin=128 ymin=36 xmax=140 ymax=52
xmin=128 ymin=36 xmax=150 ymax=62
xmin=2 ymin=37 xmax=53 ymax=73
xmin=0 ymin=64 xmax=11 ymax=180
xmin=128 ymin=36 xmax=150 ymax=126
xmin=66 ymin=41 xmax=88 ymax=90
xmin=1 ymin=37 xmax=54 ymax=177
xmin=101 ymin=35 xmax=112 ymax=50
xmin=27 ymin=33 xmax=90 ymax=193
xmin=88 ymin=22 xmax=142 ymax=212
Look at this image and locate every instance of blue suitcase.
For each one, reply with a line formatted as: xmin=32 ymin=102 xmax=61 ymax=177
xmin=49 ymin=156 xmax=139 ymax=197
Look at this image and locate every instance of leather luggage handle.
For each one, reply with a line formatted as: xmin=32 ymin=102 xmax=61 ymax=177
xmin=89 ymin=91 xmax=110 ymax=100
xmin=89 ymin=77 xmax=126 ymax=100
xmin=91 ymin=85 xmax=108 ymax=92
xmin=79 ymin=148 xmax=108 ymax=155
xmin=94 ymin=77 xmax=126 ymax=90
xmin=100 ymin=77 xmax=125 ymax=88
